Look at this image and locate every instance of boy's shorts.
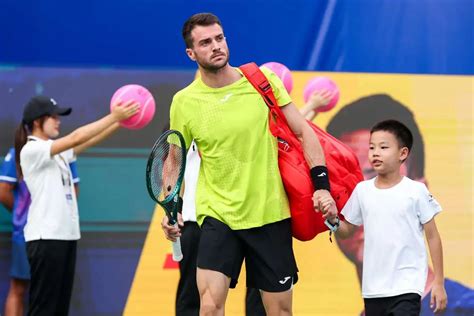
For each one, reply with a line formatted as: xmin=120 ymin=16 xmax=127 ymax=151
xmin=197 ymin=217 xmax=298 ymax=292
xmin=11 ymin=238 xmax=31 ymax=280
xmin=364 ymin=293 xmax=421 ymax=316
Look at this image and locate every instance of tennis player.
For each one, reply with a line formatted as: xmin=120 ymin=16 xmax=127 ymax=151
xmin=166 ymin=12 xmax=334 ymax=315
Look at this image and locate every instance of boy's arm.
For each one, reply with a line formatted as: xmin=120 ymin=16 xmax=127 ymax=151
xmin=334 ymin=219 xmax=357 ymax=239
xmin=325 ymin=214 xmax=357 ymax=239
xmin=424 ymin=218 xmax=447 ymax=313
xmin=317 ymin=189 xmax=360 ymax=239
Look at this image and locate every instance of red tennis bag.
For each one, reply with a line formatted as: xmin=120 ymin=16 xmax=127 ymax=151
xmin=240 ymin=63 xmax=364 ymax=241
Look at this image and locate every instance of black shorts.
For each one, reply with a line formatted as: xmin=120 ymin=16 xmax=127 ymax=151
xmin=364 ymin=293 xmax=421 ymax=316
xmin=197 ymin=217 xmax=298 ymax=292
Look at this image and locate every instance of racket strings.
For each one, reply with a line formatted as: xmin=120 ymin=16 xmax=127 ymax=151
xmin=149 ymin=133 xmax=185 ymax=202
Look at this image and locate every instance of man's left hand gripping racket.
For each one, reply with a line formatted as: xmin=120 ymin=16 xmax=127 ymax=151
xmin=146 ymin=129 xmax=186 ymax=262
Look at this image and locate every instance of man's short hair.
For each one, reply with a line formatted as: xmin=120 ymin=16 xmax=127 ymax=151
xmin=182 ymin=13 xmax=222 ymax=48
xmin=326 ymin=94 xmax=425 ymax=179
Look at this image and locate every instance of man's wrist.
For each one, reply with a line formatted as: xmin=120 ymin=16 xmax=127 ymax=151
xmin=310 ymin=166 xmax=330 ymax=191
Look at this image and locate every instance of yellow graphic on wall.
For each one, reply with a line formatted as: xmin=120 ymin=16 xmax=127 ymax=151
xmin=125 ymin=72 xmax=473 ymax=315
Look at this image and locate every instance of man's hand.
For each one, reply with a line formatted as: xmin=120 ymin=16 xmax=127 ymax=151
xmin=430 ymin=282 xmax=447 ymax=313
xmin=161 ymin=213 xmax=184 ymax=242
xmin=313 ymin=189 xmax=337 ymax=220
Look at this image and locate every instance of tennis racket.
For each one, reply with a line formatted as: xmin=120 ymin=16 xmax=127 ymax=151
xmin=146 ymin=129 xmax=186 ymax=262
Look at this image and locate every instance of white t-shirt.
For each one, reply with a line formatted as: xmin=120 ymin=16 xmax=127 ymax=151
xmin=182 ymin=141 xmax=200 ymax=222
xmin=20 ymin=136 xmax=80 ymax=241
xmin=341 ymin=176 xmax=442 ymax=298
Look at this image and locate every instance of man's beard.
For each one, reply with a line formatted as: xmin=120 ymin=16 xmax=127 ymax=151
xmin=197 ymin=53 xmax=229 ymax=73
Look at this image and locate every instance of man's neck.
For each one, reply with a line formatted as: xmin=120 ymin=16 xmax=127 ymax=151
xmin=200 ymin=64 xmax=242 ymax=88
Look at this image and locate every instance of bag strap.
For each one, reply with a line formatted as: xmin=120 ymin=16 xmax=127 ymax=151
xmin=239 ymin=62 xmax=293 ymax=137
xmin=240 ymin=63 xmax=278 ymax=105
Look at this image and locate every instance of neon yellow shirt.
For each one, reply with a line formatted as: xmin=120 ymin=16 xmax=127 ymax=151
xmin=170 ymin=67 xmax=291 ymax=229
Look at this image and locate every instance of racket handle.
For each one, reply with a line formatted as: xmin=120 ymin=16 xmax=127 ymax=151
xmin=172 ymin=223 xmax=183 ymax=262
xmin=172 ymin=238 xmax=183 ymax=262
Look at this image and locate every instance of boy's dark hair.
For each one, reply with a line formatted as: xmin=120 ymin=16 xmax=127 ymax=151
xmin=182 ymin=13 xmax=222 ymax=48
xmin=326 ymin=94 xmax=425 ymax=179
xmin=371 ymin=119 xmax=414 ymax=152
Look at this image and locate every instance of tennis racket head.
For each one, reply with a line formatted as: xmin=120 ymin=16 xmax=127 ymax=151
xmin=145 ymin=129 xmax=187 ymax=218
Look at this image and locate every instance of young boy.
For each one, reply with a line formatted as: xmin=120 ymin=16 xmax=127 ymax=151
xmin=320 ymin=119 xmax=447 ymax=315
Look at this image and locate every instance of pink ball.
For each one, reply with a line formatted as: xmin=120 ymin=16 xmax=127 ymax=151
xmin=261 ymin=62 xmax=293 ymax=94
xmin=110 ymin=84 xmax=156 ymax=130
xmin=303 ymin=76 xmax=340 ymax=112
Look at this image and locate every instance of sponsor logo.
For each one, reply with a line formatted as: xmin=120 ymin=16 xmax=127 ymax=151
xmin=278 ymin=276 xmax=291 ymax=284
xmin=220 ymin=93 xmax=232 ymax=102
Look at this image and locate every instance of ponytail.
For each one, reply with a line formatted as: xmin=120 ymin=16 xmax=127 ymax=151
xmin=14 ymin=116 xmax=48 ymax=179
xmin=14 ymin=121 xmax=30 ymax=180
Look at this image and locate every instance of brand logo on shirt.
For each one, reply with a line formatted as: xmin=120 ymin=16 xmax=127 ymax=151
xmin=220 ymin=93 xmax=232 ymax=102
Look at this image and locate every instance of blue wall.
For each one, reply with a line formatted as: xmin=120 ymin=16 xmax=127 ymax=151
xmin=1 ymin=0 xmax=472 ymax=74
